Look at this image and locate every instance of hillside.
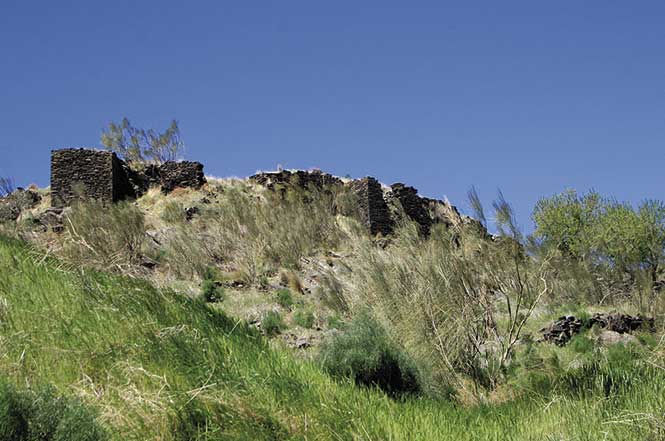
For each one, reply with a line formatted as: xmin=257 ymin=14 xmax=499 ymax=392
xmin=1 ymin=236 xmax=665 ymax=440
xmin=2 ymin=153 xmax=665 ymax=439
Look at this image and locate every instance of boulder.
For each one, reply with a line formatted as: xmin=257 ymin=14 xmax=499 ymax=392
xmin=0 ymin=188 xmax=41 ymax=222
xmin=597 ymin=330 xmax=638 ymax=346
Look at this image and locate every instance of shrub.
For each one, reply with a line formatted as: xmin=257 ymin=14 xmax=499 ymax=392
xmin=61 ymin=200 xmax=145 ymax=272
xmin=200 ymin=268 xmax=225 ymax=303
xmin=0 ymin=381 xmax=107 ymax=441
xmin=276 ymin=288 xmax=294 ymax=309
xmin=327 ymin=314 xmax=345 ymax=330
xmin=262 ymin=311 xmax=285 ymax=336
xmin=318 ymin=312 xmax=423 ymax=397
xmin=293 ymin=309 xmax=315 ymax=329
xmin=0 ymin=381 xmax=28 ymax=440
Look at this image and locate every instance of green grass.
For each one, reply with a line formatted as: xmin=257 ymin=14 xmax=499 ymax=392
xmin=1 ymin=235 xmax=665 ymax=440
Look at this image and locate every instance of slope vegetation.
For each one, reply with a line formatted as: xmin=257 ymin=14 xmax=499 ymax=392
xmin=1 ymin=236 xmax=665 ymax=440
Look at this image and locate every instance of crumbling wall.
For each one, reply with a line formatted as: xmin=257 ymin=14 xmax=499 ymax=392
xmin=159 ymin=161 xmax=206 ymax=194
xmin=250 ymin=170 xmax=342 ymax=191
xmin=51 ymin=149 xmax=134 ymax=207
xmin=349 ymin=177 xmax=393 ymax=236
xmin=51 ymin=149 xmax=206 ymax=205
xmin=541 ymin=313 xmax=654 ymax=346
xmin=390 ymin=183 xmax=433 ymax=236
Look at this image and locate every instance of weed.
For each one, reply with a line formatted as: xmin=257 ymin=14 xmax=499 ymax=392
xmin=293 ymin=309 xmax=315 ymax=329
xmin=262 ymin=311 xmax=285 ymax=336
xmin=276 ymin=288 xmax=294 ymax=309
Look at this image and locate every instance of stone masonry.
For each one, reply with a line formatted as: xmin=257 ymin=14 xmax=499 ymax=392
xmin=349 ymin=177 xmax=393 ymax=236
xmin=250 ymin=170 xmax=342 ymax=192
xmin=390 ymin=183 xmax=433 ymax=236
xmin=51 ymin=149 xmax=135 ymax=207
xmin=51 ymin=149 xmax=207 ymax=206
xmin=159 ymin=161 xmax=206 ymax=194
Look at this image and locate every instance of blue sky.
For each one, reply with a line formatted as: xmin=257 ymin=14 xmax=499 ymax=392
xmin=1 ymin=2 xmax=664 ymax=232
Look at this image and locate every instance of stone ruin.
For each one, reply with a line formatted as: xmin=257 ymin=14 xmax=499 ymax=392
xmin=250 ymin=168 xmax=487 ymax=238
xmin=50 ymin=148 xmax=206 ymax=207
xmin=540 ymin=312 xmax=654 ymax=346
xmin=158 ymin=161 xmax=206 ymax=194
xmin=249 ymin=169 xmax=342 ymax=192
xmin=390 ymin=183 xmax=433 ymax=236
xmin=51 ymin=149 xmax=136 ymax=207
xmin=349 ymin=177 xmax=394 ymax=236
xmin=11 ymin=149 xmax=482 ymax=240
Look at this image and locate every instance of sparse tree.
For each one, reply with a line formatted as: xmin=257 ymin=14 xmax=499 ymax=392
xmin=101 ymin=117 xmax=184 ymax=164
xmin=0 ymin=177 xmax=15 ymax=197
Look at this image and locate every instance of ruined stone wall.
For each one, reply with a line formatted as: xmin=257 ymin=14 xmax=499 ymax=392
xmin=159 ymin=161 xmax=206 ymax=194
xmin=390 ymin=183 xmax=433 ymax=236
xmin=349 ymin=177 xmax=393 ymax=236
xmin=250 ymin=170 xmax=342 ymax=191
xmin=51 ymin=149 xmax=129 ymax=207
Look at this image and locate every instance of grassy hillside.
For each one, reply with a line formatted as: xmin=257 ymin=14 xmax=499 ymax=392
xmin=1 ymin=235 xmax=665 ymax=440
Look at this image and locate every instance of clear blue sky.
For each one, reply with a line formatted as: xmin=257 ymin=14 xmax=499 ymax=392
xmin=2 ymin=1 xmax=664 ymax=232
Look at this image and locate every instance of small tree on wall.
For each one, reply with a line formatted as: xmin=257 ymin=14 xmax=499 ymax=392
xmin=101 ymin=117 xmax=184 ymax=164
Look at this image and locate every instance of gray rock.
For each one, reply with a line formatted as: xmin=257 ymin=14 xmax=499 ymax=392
xmin=0 ymin=188 xmax=42 ymax=222
xmin=597 ymin=330 xmax=638 ymax=346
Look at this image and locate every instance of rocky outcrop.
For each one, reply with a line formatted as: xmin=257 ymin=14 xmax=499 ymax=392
xmin=158 ymin=161 xmax=206 ymax=194
xmin=250 ymin=170 xmax=342 ymax=192
xmin=0 ymin=188 xmax=41 ymax=222
xmin=349 ymin=177 xmax=393 ymax=236
xmin=541 ymin=313 xmax=654 ymax=346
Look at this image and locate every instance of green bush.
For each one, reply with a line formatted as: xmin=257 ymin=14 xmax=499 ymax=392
xmin=293 ymin=309 xmax=315 ymax=329
xmin=318 ymin=312 xmax=423 ymax=397
xmin=262 ymin=311 xmax=285 ymax=336
xmin=276 ymin=288 xmax=294 ymax=309
xmin=327 ymin=314 xmax=345 ymax=330
xmin=0 ymin=381 xmax=29 ymax=440
xmin=0 ymin=381 xmax=107 ymax=441
xmin=200 ymin=267 xmax=224 ymax=303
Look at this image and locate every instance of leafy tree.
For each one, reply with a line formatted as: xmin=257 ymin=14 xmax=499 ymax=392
xmin=532 ymin=190 xmax=603 ymax=259
xmin=593 ymin=199 xmax=665 ymax=282
xmin=533 ymin=190 xmax=665 ymax=284
xmin=101 ymin=117 xmax=184 ymax=164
